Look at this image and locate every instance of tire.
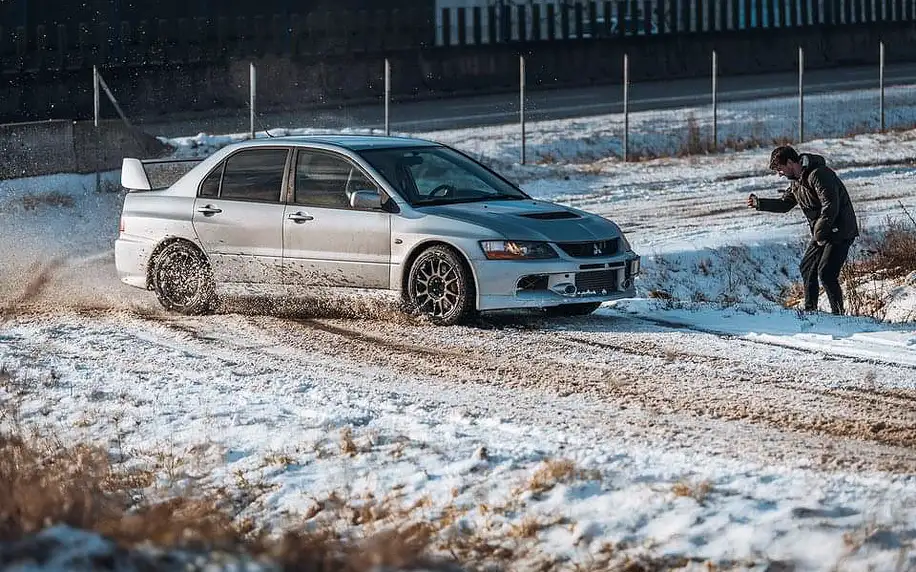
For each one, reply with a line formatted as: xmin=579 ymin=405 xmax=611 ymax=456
xmin=150 ymin=241 xmax=216 ymax=315
xmin=406 ymin=245 xmax=475 ymax=326
xmin=545 ymin=302 xmax=602 ymax=317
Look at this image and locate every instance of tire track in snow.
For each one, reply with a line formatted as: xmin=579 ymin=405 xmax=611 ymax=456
xmin=623 ymin=313 xmax=916 ymax=371
xmin=7 ymin=308 xmax=914 ymax=472
xmin=243 ymin=315 xmax=916 ymax=471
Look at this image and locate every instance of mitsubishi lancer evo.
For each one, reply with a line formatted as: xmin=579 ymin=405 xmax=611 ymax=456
xmin=116 ymin=135 xmax=640 ymax=325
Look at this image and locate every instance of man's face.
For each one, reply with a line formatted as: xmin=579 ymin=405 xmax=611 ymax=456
xmin=776 ymin=159 xmax=802 ymax=180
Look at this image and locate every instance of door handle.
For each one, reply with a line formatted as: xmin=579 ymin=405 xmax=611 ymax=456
xmin=197 ymin=205 xmax=222 ymax=216
xmin=288 ymin=212 xmax=314 ymax=223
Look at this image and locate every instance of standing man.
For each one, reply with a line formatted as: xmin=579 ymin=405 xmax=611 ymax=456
xmin=747 ymin=146 xmax=859 ymax=315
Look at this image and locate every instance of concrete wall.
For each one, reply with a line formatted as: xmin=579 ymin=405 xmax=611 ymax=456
xmin=0 ymin=119 xmax=169 ymax=180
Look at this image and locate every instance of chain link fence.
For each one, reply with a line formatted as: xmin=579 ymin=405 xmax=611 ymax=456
xmin=131 ymin=38 xmax=916 ymax=166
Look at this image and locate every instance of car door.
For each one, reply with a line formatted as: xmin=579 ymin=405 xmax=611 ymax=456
xmin=191 ymin=147 xmax=290 ymax=284
xmin=282 ymin=148 xmax=391 ymax=288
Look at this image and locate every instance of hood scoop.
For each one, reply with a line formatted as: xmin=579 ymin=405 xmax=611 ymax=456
xmin=519 ymin=211 xmax=581 ymax=220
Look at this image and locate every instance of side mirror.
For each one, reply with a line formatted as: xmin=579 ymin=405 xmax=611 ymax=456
xmin=349 ymin=189 xmax=383 ymax=210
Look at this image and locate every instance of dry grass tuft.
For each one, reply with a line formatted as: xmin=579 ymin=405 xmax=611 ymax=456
xmin=536 ymin=151 xmax=561 ymax=165
xmin=21 ymin=192 xmax=75 ymax=211
xmin=672 ymin=480 xmax=712 ymax=503
xmin=339 ymin=427 xmax=358 ymax=457
xmin=528 ymin=459 xmax=599 ymax=495
xmin=836 ymin=212 xmax=916 ymax=319
xmin=856 ymin=216 xmax=916 ymax=281
xmin=529 ymin=459 xmax=577 ymax=494
xmin=263 ymin=451 xmax=296 ymax=467
xmin=510 ymin=515 xmax=544 ymax=539
xmin=647 ymin=289 xmax=673 ymax=300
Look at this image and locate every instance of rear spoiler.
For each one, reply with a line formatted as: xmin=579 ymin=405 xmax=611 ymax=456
xmin=121 ymin=157 xmax=205 ymax=191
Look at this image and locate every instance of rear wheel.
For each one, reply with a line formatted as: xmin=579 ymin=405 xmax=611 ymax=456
xmin=151 ymin=241 xmax=216 ymax=315
xmin=406 ymin=245 xmax=474 ymax=326
xmin=545 ymin=302 xmax=602 ymax=317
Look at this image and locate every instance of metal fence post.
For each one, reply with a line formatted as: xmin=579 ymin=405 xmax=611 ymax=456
xmin=93 ymin=65 xmax=100 ymax=128
xmin=250 ymin=62 xmax=257 ymax=139
xmin=93 ymin=65 xmax=100 ymax=193
xmin=798 ymin=46 xmax=804 ymax=144
xmin=384 ymin=58 xmax=391 ymax=136
xmin=712 ymin=49 xmax=718 ymax=151
xmin=623 ymin=53 xmax=629 ymax=162
xmin=520 ymin=54 xmax=526 ymax=164
xmin=879 ymin=41 xmax=886 ymax=132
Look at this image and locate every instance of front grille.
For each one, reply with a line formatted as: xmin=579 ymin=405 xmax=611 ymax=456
xmin=575 ymin=270 xmax=619 ymax=294
xmin=556 ymin=239 xmax=619 ymax=258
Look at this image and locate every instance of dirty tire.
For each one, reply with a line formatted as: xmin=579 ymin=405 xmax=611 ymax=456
xmin=151 ymin=241 xmax=216 ymax=315
xmin=545 ymin=302 xmax=602 ymax=317
xmin=406 ymin=245 xmax=474 ymax=326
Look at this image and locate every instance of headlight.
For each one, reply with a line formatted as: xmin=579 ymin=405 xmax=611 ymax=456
xmin=480 ymin=240 xmax=558 ymax=260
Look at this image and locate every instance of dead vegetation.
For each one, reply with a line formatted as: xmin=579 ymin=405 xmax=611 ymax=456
xmin=0 ymin=406 xmax=705 ymax=571
xmin=671 ymin=480 xmax=712 ymax=503
xmin=21 ymin=191 xmax=75 ymax=211
xmin=526 ymin=459 xmax=600 ymax=495
xmin=840 ymin=209 xmax=916 ymax=320
xmin=854 ymin=212 xmax=916 ymax=281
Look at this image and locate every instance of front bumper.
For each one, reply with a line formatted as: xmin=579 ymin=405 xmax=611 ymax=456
xmin=472 ymin=253 xmax=641 ymax=311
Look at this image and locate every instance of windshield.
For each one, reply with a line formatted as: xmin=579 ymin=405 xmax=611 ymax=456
xmin=356 ymin=146 xmax=529 ymax=206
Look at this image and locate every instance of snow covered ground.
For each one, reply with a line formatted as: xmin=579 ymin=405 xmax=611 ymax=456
xmin=1 ymin=90 xmax=916 ymax=571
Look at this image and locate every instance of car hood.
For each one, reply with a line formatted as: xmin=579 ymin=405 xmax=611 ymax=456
xmin=416 ymin=200 xmax=620 ymax=242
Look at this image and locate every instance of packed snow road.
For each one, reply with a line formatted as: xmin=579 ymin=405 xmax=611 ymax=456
xmin=4 ymin=291 xmax=915 ymax=475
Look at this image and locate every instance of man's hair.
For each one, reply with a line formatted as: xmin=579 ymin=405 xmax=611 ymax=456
xmin=769 ymin=145 xmax=800 ymax=170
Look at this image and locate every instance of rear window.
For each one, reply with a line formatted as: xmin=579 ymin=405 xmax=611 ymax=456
xmin=218 ymin=149 xmax=289 ymax=202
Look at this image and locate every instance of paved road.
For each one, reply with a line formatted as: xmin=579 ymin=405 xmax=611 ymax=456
xmin=143 ymin=61 xmax=916 ymax=137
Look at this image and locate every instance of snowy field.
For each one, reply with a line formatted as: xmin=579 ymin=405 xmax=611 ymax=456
xmin=1 ymin=87 xmax=916 ymax=571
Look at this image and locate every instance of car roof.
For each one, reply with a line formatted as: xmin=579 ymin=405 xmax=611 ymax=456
xmin=230 ymin=134 xmax=443 ymax=152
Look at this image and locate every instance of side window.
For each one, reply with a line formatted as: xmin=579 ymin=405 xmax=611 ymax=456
xmin=219 ymin=149 xmax=289 ymax=203
xmin=295 ymin=151 xmax=378 ymax=209
xmin=199 ymin=163 xmax=223 ymax=198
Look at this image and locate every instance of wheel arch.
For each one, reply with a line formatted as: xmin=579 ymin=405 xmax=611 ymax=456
xmin=146 ymin=236 xmax=209 ymax=289
xmin=400 ymin=240 xmax=479 ymax=307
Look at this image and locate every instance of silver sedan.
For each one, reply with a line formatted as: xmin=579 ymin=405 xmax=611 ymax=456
xmin=116 ymin=135 xmax=640 ymax=325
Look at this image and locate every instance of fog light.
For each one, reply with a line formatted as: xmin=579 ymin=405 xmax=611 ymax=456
xmin=550 ymin=282 xmax=578 ymax=296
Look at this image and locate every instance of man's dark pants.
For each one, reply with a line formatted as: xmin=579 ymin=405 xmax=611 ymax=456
xmin=799 ymin=238 xmax=855 ymax=314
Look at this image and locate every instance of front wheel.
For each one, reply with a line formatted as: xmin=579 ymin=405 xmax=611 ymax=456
xmin=151 ymin=241 xmax=216 ymax=315
xmin=406 ymin=246 xmax=475 ymax=326
xmin=544 ymin=302 xmax=602 ymax=317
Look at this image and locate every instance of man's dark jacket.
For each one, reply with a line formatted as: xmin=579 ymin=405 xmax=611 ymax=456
xmin=756 ymin=153 xmax=859 ymax=243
